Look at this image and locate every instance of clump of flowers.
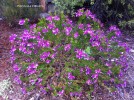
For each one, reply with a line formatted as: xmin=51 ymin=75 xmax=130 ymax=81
xmin=10 ymin=8 xmax=129 ymax=99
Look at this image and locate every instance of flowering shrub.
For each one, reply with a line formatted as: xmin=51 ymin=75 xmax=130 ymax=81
xmin=10 ymin=8 xmax=129 ymax=99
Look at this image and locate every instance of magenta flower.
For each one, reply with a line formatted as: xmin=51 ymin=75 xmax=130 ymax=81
xmin=29 ymin=79 xmax=36 ymax=85
xmin=64 ymin=44 xmax=71 ymax=51
xmin=84 ymin=28 xmax=94 ymax=35
xmin=21 ymin=87 xmax=27 ymax=94
xmin=47 ymin=23 xmax=55 ymax=29
xmin=50 ymin=53 xmax=56 ymax=59
xmin=13 ymin=64 xmax=20 ymax=72
xmin=46 ymin=16 xmax=53 ymax=22
xmin=80 ymin=68 xmax=84 ymax=74
xmin=65 ymin=27 xmax=72 ymax=36
xmin=19 ymin=19 xmax=25 ymax=25
xmin=53 ymin=16 xmax=60 ymax=21
xmin=91 ymin=73 xmax=98 ymax=79
xmin=42 ymin=27 xmax=48 ymax=33
xmin=37 ymin=78 xmax=43 ymax=83
xmin=107 ymin=70 xmax=112 ymax=76
xmin=75 ymin=8 xmax=84 ymax=17
xmin=78 ymin=24 xmax=84 ymax=29
xmin=74 ymin=32 xmax=79 ymax=38
xmin=115 ymin=30 xmax=121 ymax=36
xmin=10 ymin=46 xmax=16 ymax=54
xmin=37 ymin=39 xmax=50 ymax=48
xmin=40 ymin=52 xmax=50 ymax=61
xmin=91 ymin=41 xmax=100 ymax=47
xmin=109 ymin=25 xmax=121 ymax=36
xmin=58 ymin=90 xmax=64 ymax=96
xmin=85 ymin=67 xmax=91 ymax=75
xmin=95 ymin=69 xmax=101 ymax=74
xmin=46 ymin=59 xmax=51 ymax=64
xmin=27 ymin=63 xmax=38 ymax=75
xmin=86 ymin=79 xmax=92 ymax=85
xmin=14 ymin=76 xmax=22 ymax=84
xmin=75 ymin=49 xmax=88 ymax=59
xmin=68 ymin=72 xmax=75 ymax=80
xmin=9 ymin=34 xmax=17 ymax=43
xmin=52 ymin=28 xmax=59 ymax=35
xmin=66 ymin=18 xmax=73 ymax=26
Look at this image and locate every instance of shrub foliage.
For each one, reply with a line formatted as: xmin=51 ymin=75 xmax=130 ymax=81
xmin=10 ymin=9 xmax=129 ymax=99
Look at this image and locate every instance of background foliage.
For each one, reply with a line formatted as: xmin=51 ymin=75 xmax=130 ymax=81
xmin=0 ymin=0 xmax=41 ymax=24
xmin=52 ymin=0 xmax=134 ymax=29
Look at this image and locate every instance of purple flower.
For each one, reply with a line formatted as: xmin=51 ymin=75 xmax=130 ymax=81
xmin=121 ymin=81 xmax=127 ymax=88
xmin=78 ymin=24 xmax=84 ymax=29
xmin=85 ymin=67 xmax=91 ymax=75
xmin=95 ymin=69 xmax=101 ymax=74
xmin=27 ymin=63 xmax=38 ymax=75
xmin=46 ymin=59 xmax=51 ymax=64
xmin=75 ymin=8 xmax=84 ymax=17
xmin=107 ymin=70 xmax=112 ymax=76
xmin=19 ymin=19 xmax=25 ymax=25
xmin=86 ymin=79 xmax=92 ymax=85
xmin=64 ymin=44 xmax=71 ymax=51
xmin=46 ymin=16 xmax=53 ymax=22
xmin=66 ymin=18 xmax=73 ymax=26
xmin=37 ymin=39 xmax=50 ymax=48
xmin=9 ymin=34 xmax=17 ymax=43
xmin=91 ymin=41 xmax=100 ymax=47
xmin=85 ymin=10 xmax=96 ymax=20
xmin=68 ymin=72 xmax=75 ymax=80
xmin=58 ymin=90 xmax=64 ymax=96
xmin=29 ymin=63 xmax=38 ymax=68
xmin=30 ymin=24 xmax=36 ymax=29
xmin=13 ymin=64 xmax=20 ymax=72
xmin=74 ymin=32 xmax=79 ymax=38
xmin=52 ymin=28 xmax=59 ymax=35
xmin=75 ymin=49 xmax=88 ymax=59
xmin=40 ymin=52 xmax=50 ymax=61
xmin=53 ymin=16 xmax=60 ymax=21
xmin=47 ymin=23 xmax=55 ymax=29
xmin=91 ymin=73 xmax=98 ymax=79
xmin=21 ymin=87 xmax=27 ymax=94
xmin=42 ymin=27 xmax=48 ymax=33
xmin=10 ymin=46 xmax=16 ymax=54
xmin=84 ymin=28 xmax=94 ymax=35
xmin=37 ymin=78 xmax=43 ymax=83
xmin=80 ymin=68 xmax=84 ymax=74
xmin=14 ymin=76 xmax=22 ymax=84
xmin=109 ymin=25 xmax=121 ymax=36
xmin=50 ymin=53 xmax=56 ymax=59
xmin=10 ymin=56 xmax=16 ymax=63
xmin=65 ymin=27 xmax=72 ymax=36
xmin=29 ymin=79 xmax=36 ymax=85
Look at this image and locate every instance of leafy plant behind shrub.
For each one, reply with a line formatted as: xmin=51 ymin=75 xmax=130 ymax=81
xmin=88 ymin=0 xmax=134 ymax=28
xmin=10 ymin=8 xmax=129 ymax=99
xmin=0 ymin=0 xmax=41 ymax=24
xmin=52 ymin=0 xmax=85 ymax=16
xmin=52 ymin=0 xmax=134 ymax=29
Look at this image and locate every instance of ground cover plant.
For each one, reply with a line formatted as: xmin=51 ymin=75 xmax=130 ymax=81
xmin=9 ymin=8 xmax=129 ymax=99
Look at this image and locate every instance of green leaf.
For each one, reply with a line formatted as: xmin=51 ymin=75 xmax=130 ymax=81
xmin=84 ymin=46 xmax=91 ymax=55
